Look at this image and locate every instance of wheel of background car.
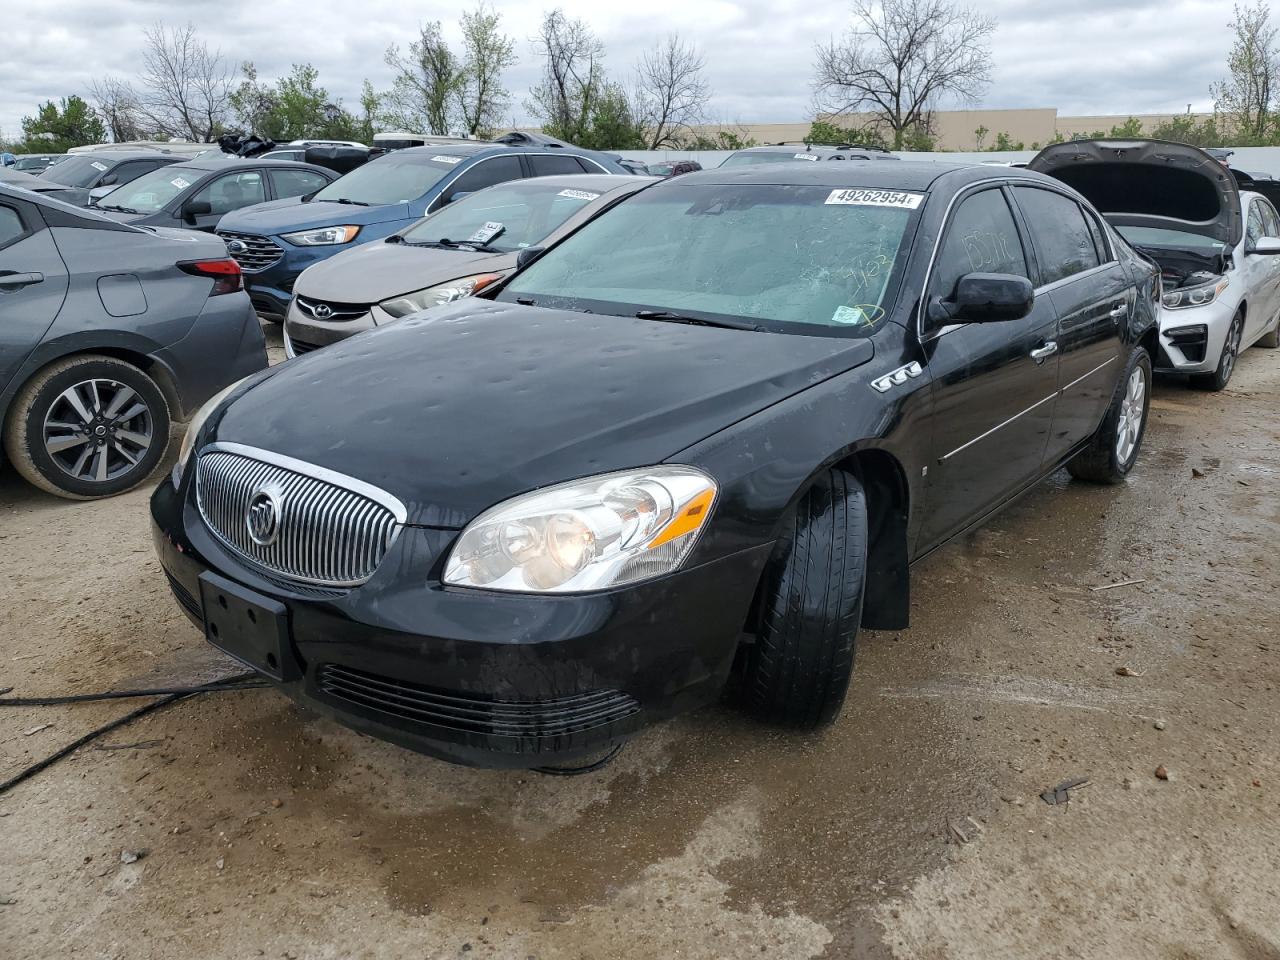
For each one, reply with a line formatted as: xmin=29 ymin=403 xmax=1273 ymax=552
xmin=739 ymin=468 xmax=867 ymax=728
xmin=1191 ymin=310 xmax=1244 ymax=391
xmin=2 ymin=355 xmax=171 ymax=500
xmin=1067 ymin=346 xmax=1152 ymax=484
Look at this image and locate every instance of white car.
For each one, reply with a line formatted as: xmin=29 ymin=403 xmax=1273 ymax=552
xmin=1030 ymin=140 xmax=1280 ymax=390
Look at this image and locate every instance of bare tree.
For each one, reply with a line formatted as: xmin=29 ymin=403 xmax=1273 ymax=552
xmin=526 ymin=9 xmax=606 ymax=144
xmin=88 ymin=77 xmax=147 ymax=142
xmin=634 ymin=35 xmax=710 ymax=149
xmin=813 ymin=0 xmax=995 ymax=149
xmin=1211 ymin=1 xmax=1278 ymax=143
xmin=454 ymin=5 xmax=518 ymax=138
xmin=137 ymin=22 xmax=233 ymax=142
xmin=385 ymin=22 xmax=461 ymax=135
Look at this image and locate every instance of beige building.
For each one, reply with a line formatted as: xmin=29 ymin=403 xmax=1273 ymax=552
xmin=699 ymin=108 xmax=1215 ymax=151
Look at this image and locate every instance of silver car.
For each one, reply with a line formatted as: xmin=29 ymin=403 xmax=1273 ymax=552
xmin=283 ymin=175 xmax=656 ymax=356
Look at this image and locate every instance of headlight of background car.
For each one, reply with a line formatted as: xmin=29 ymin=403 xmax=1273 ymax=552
xmin=443 ymin=467 xmax=717 ymax=593
xmin=171 ymin=377 xmax=252 ymax=487
xmin=1162 ymin=277 xmax=1228 ymax=309
xmin=280 ymin=225 xmax=361 ymax=246
xmin=378 ymin=273 xmax=505 ymax=319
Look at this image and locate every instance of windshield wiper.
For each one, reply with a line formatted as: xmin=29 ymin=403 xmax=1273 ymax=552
xmin=96 ymin=203 xmax=140 ymax=214
xmin=634 ymin=310 xmax=761 ymax=331
xmin=328 ymin=197 xmax=370 ymax=206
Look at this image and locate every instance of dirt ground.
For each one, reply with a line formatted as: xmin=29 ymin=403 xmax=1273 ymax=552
xmin=2 ymin=325 xmax=1278 ymax=960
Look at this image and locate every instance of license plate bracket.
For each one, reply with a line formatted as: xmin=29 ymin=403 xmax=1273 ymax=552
xmin=198 ymin=571 xmax=298 ymax=682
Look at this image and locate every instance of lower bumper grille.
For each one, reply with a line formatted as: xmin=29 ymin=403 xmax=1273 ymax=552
xmin=289 ymin=337 xmax=321 ymax=355
xmin=165 ymin=571 xmax=202 ymax=620
xmin=317 ymin=664 xmax=641 ymax=739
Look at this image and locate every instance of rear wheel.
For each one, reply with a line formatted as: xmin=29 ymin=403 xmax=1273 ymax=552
xmin=1191 ymin=310 xmax=1244 ymax=390
xmin=1067 ymin=347 xmax=1151 ymax=485
xmin=739 ymin=469 xmax=867 ymax=729
xmin=1259 ymin=311 xmax=1280 ymax=349
xmin=3 ymin=355 xmax=170 ymax=499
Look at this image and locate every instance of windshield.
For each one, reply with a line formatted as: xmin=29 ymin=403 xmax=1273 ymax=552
xmin=499 ymin=182 xmax=921 ymax=334
xmin=40 ymin=155 xmax=112 ymax=187
xmin=1116 ymin=225 xmax=1227 ymax=253
xmin=720 ymin=151 xmax=821 ymax=168
xmin=95 ymin=165 xmax=195 ymax=213
xmin=313 ymin=155 xmax=458 ymax=205
xmin=401 ymin=181 xmax=608 ymax=252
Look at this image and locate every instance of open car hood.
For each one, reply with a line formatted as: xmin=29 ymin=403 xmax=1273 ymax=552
xmin=1028 ymin=139 xmax=1242 ymax=246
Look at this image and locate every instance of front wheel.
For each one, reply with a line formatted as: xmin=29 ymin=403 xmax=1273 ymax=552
xmin=1067 ymin=346 xmax=1152 ymax=485
xmin=739 ymin=469 xmax=867 ymax=729
xmin=1191 ymin=310 xmax=1244 ymax=390
xmin=3 ymin=355 xmax=171 ymax=499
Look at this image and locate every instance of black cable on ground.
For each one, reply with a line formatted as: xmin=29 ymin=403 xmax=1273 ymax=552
xmin=0 ymin=671 xmax=266 ymax=798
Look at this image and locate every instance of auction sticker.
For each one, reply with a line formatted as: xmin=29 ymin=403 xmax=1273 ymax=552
xmin=557 ymin=188 xmax=600 ymax=200
xmin=794 ymin=153 xmax=820 ymax=161
xmin=825 ymin=188 xmax=923 ymax=208
xmin=91 ymin=161 xmax=108 ymax=171
xmin=171 ymin=177 xmax=191 ymax=189
xmin=431 ymin=155 xmax=463 ymax=164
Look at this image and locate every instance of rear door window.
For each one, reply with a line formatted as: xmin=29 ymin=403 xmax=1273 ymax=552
xmin=1247 ymin=201 xmax=1266 ymax=247
xmin=1013 ymin=187 xmax=1102 ymax=285
xmin=269 ymin=168 xmax=330 ymax=199
xmin=0 ymin=205 xmax=27 ymax=248
xmin=929 ymin=187 xmax=1029 ymax=326
xmin=442 ymin=156 xmax=524 ymax=203
xmin=529 ymin=154 xmax=588 ymax=176
xmin=192 ymin=171 xmax=267 ymax=214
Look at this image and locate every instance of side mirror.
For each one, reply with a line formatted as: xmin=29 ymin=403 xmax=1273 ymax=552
xmin=182 ymin=199 xmax=213 ymax=221
xmin=443 ymin=190 xmax=473 ymax=207
xmin=1246 ymin=237 xmax=1280 ymax=255
xmin=516 ymin=246 xmax=545 ymax=270
xmin=98 ymin=173 xmax=118 ymax=186
xmin=939 ymin=273 xmax=1035 ymax=323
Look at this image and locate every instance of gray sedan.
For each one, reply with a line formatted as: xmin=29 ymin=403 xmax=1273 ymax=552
xmin=0 ymin=185 xmax=268 ymax=498
xmin=284 ymin=174 xmax=656 ymax=355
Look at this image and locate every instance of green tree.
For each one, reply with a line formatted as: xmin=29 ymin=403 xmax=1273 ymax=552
xmin=385 ymin=22 xmax=462 ymax=135
xmin=974 ymin=124 xmax=989 ymax=149
xmin=1148 ymin=115 xmax=1225 ymax=147
xmin=805 ymin=119 xmax=888 ymax=149
xmin=454 ymin=5 xmax=517 ymax=138
xmin=1211 ymin=1 xmax=1278 ymax=143
xmin=19 ymin=96 xmax=107 ymax=152
xmin=1108 ymin=117 xmax=1144 ymax=137
xmin=577 ymin=82 xmax=645 ymax=150
xmin=991 ymin=131 xmax=1023 ymax=151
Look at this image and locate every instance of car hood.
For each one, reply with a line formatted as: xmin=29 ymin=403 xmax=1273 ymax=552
xmin=1028 ymin=139 xmax=1242 ymax=246
xmin=295 ymin=241 xmax=515 ymax=303
xmin=217 ymin=198 xmax=412 ymax=235
xmin=213 ymin=299 xmax=874 ymax=526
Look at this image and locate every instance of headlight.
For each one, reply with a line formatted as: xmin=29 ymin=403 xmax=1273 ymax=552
xmin=1162 ymin=277 xmax=1228 ymax=309
xmin=378 ymin=273 xmax=505 ymax=319
xmin=280 ymin=225 xmax=361 ymax=246
xmin=171 ymin=377 xmax=252 ymax=487
xmin=443 ymin=466 xmax=717 ymax=593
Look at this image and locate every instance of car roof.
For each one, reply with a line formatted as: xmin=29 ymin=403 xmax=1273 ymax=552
xmin=392 ymin=142 xmax=606 ymax=161
xmin=736 ymin=144 xmax=891 ymax=156
xmin=681 ymin=158 xmax=1050 ymax=192
xmin=482 ymin=173 xmax=654 ymax=194
xmin=166 ymin=156 xmax=336 ymax=174
xmin=75 ymin=150 xmax=176 ymax=162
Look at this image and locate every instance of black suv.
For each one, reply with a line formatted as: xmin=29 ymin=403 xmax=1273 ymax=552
xmin=153 ymin=161 xmax=1158 ymax=768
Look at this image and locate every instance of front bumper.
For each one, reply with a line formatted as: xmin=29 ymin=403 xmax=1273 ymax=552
xmin=234 ymin=243 xmax=343 ymax=319
xmin=283 ymin=297 xmax=388 ymax=356
xmin=1156 ymin=300 xmax=1236 ymax=373
xmin=150 ymin=476 xmax=768 ymax=768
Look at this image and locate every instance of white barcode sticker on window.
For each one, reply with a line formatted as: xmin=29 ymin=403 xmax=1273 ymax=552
xmin=794 ymin=153 xmax=820 ymax=161
xmin=825 ymin=188 xmax=923 ymax=208
xmin=557 ymin=189 xmax=600 ymax=201
xmin=431 ymin=155 xmax=463 ymax=164
xmin=171 ymin=177 xmax=191 ymax=189
xmin=90 ymin=161 xmax=108 ymax=171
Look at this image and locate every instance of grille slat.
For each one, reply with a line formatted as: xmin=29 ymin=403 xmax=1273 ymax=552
xmin=294 ymin=294 xmax=371 ymax=323
xmin=218 ymin=231 xmax=285 ymax=272
xmin=195 ymin=445 xmax=405 ymax=588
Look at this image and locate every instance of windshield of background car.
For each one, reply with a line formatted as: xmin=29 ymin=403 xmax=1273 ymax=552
xmin=1115 ymin=225 xmax=1227 ymax=254
xmin=312 ymin=154 xmax=458 ymax=205
xmin=39 ymin=156 xmax=110 ymax=187
xmin=402 ymin=181 xmax=607 ymax=252
xmin=97 ymin=165 xmax=194 ymax=212
xmin=499 ymin=182 xmax=922 ymax=334
xmin=720 ymin=152 xmax=822 ymax=167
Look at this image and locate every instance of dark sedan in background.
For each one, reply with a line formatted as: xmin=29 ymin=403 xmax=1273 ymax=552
xmin=93 ymin=157 xmax=337 ymax=233
xmin=37 ymin=150 xmax=183 ymax=207
xmin=152 ymin=160 xmax=1158 ymax=769
xmin=0 ymin=186 xmax=268 ymax=499
xmin=284 ymin=174 xmax=655 ymax=354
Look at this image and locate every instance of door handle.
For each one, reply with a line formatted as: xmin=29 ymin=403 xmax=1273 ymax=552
xmin=1030 ymin=341 xmax=1059 ymax=362
xmin=0 ymin=271 xmax=44 ymax=291
xmin=1108 ymin=304 xmax=1128 ymax=319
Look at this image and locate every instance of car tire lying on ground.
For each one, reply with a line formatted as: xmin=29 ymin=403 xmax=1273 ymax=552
xmin=1191 ymin=310 xmax=1244 ymax=391
xmin=3 ymin=355 xmax=171 ymax=500
xmin=1067 ymin=346 xmax=1152 ymax=485
xmin=740 ymin=469 xmax=867 ymax=729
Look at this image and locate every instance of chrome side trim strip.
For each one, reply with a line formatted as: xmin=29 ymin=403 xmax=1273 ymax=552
xmin=1059 ymin=355 xmax=1116 ymax=394
xmin=940 ymin=393 xmax=1058 ymax=461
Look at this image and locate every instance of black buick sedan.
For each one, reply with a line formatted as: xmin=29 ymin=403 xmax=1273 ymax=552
xmin=152 ymin=161 xmax=1160 ymax=768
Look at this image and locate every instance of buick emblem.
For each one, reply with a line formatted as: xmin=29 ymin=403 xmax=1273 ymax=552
xmin=312 ymin=303 xmax=333 ymax=319
xmin=245 ymin=484 xmax=283 ymax=546
xmin=226 ymin=239 xmax=248 ymax=255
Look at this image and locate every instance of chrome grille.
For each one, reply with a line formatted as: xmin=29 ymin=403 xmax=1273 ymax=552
xmin=195 ymin=443 xmax=406 ymax=588
xmin=218 ymin=231 xmax=284 ymax=272
xmin=295 ymin=294 xmax=371 ymax=323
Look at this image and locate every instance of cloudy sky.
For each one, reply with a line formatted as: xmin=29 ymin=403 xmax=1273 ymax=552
xmin=2 ymin=0 xmax=1231 ymax=140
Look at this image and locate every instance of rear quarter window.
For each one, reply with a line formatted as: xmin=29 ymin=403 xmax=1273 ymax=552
xmin=0 ymin=205 xmax=27 ymax=248
xmin=1013 ymin=187 xmax=1101 ymax=285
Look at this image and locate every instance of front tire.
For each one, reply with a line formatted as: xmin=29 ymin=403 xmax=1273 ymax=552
xmin=1191 ymin=310 xmax=1244 ymax=390
xmin=740 ymin=469 xmax=867 ymax=729
xmin=1067 ymin=346 xmax=1152 ymax=485
xmin=3 ymin=355 xmax=171 ymax=500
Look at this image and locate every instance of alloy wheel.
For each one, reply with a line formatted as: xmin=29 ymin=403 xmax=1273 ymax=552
xmin=1221 ymin=315 xmax=1243 ymax=385
xmin=42 ymin=378 xmax=154 ymax=483
xmin=1115 ymin=365 xmax=1146 ymax=465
